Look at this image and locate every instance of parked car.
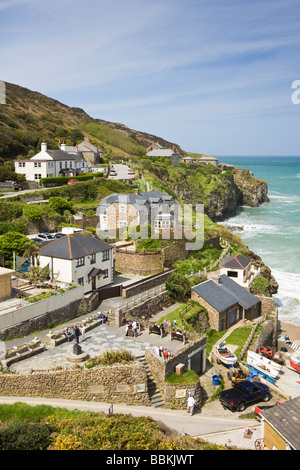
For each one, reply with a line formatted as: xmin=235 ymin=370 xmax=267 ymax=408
xmin=36 ymin=233 xmax=56 ymax=241
xmin=109 ymin=170 xmax=117 ymax=176
xmin=54 ymin=233 xmax=66 ymax=238
xmin=67 ymin=179 xmax=79 ymax=184
xmin=128 ymin=169 xmax=134 ymax=174
xmin=219 ymin=380 xmax=271 ymax=412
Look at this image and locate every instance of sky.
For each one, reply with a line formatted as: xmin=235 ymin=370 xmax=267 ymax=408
xmin=1 ymin=0 xmax=300 ymax=156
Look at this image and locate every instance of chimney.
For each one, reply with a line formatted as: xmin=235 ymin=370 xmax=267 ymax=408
xmin=61 ymin=141 xmax=66 ymax=152
xmin=41 ymin=139 xmax=47 ymax=152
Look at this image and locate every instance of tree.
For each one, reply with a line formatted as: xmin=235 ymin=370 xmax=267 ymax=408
xmin=48 ymin=197 xmax=73 ymax=215
xmin=165 ymin=272 xmax=191 ymax=302
xmin=0 ymin=232 xmax=35 ymax=268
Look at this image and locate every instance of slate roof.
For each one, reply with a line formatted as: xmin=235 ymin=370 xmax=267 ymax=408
xmin=261 ymin=396 xmax=300 ymax=450
xmin=46 ymin=150 xmax=79 ymax=161
xmin=97 ymin=191 xmax=176 ymax=215
xmin=221 ymin=254 xmax=251 ymax=269
xmin=192 ymin=274 xmax=260 ymax=312
xmin=39 ymin=232 xmax=112 ymax=260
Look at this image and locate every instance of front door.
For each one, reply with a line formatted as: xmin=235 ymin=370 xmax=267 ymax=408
xmin=92 ymin=276 xmax=96 ymax=290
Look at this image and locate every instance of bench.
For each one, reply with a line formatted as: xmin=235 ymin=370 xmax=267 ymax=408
xmin=148 ymin=324 xmax=165 ymax=337
xmin=170 ymin=330 xmax=186 ymax=344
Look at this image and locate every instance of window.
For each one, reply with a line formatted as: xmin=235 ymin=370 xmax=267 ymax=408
xmin=59 ymin=162 xmax=62 ymax=169
xmin=18 ymin=162 xmax=25 ymax=167
xmin=76 ymin=257 xmax=85 ymax=267
xmin=103 ymin=269 xmax=109 ymax=278
xmin=34 ymin=162 xmax=41 ymax=167
xmin=90 ymin=253 xmax=96 ymax=264
xmin=119 ymin=204 xmax=126 ymax=214
xmin=48 ymin=162 xmax=53 ymax=168
xmin=102 ymin=250 xmax=110 ymax=262
xmin=34 ymin=174 xmax=42 ymax=180
xmin=77 ymin=277 xmax=84 ymax=286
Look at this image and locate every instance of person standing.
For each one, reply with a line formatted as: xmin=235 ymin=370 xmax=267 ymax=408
xmin=80 ymin=323 xmax=86 ymax=342
xmin=187 ymin=394 xmax=196 ymax=416
xmin=74 ymin=325 xmax=80 ymax=344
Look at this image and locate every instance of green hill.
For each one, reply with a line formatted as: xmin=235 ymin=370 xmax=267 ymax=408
xmin=0 ymin=82 xmax=181 ymax=161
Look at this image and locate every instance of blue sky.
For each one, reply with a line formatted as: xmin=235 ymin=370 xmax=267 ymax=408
xmin=1 ymin=0 xmax=300 ymax=155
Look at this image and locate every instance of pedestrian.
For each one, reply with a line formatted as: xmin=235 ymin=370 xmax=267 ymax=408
xmin=187 ymin=394 xmax=196 ymax=416
xmin=74 ymin=325 xmax=80 ymax=344
xmin=80 ymin=323 xmax=86 ymax=342
xmin=132 ymin=319 xmax=138 ymax=338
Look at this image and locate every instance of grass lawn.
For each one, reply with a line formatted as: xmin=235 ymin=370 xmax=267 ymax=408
xmin=224 ymin=325 xmax=254 ymax=357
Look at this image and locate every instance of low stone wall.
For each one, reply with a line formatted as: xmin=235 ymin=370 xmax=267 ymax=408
xmin=0 ymin=363 xmax=150 ymax=405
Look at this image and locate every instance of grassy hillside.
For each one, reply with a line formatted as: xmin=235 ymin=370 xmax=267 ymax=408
xmin=0 ymin=82 xmax=181 ymax=161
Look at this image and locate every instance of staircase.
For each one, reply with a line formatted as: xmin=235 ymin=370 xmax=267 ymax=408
xmin=136 ymin=355 xmax=164 ymax=407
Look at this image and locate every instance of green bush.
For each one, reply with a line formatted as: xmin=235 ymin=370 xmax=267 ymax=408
xmin=165 ymin=272 xmax=191 ymax=302
xmin=0 ymin=422 xmax=53 ymax=450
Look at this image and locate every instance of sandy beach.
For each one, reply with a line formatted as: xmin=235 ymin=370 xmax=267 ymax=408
xmin=279 ymin=321 xmax=300 ymax=343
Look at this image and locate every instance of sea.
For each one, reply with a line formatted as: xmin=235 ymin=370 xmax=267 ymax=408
xmin=216 ymin=155 xmax=300 ymax=327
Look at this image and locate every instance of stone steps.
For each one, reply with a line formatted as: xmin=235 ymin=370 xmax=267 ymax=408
xmin=136 ymin=355 xmax=164 ymax=407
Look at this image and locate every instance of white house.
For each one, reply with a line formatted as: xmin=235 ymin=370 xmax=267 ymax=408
xmin=219 ymin=254 xmax=260 ymax=289
xmin=14 ymin=141 xmax=87 ymax=182
xmin=38 ymin=232 xmax=114 ymax=293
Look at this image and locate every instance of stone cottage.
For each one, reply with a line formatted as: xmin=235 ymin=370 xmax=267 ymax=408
xmin=191 ymin=274 xmax=261 ymax=331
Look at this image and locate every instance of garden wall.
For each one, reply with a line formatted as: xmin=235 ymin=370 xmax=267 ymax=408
xmin=0 ymin=363 xmax=150 ymax=406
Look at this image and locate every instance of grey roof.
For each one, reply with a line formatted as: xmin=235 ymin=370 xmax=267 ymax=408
xmin=261 ymin=396 xmax=300 ymax=450
xmin=97 ymin=191 xmax=176 ymax=215
xmin=221 ymin=254 xmax=251 ymax=269
xmin=192 ymin=274 xmax=260 ymax=312
xmin=39 ymin=232 xmax=112 ymax=260
xmin=47 ymin=150 xmax=79 ymax=161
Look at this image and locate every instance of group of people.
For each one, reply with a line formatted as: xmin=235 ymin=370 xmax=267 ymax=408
xmin=158 ymin=345 xmax=172 ymax=359
xmin=64 ymin=323 xmax=86 ymax=343
xmin=125 ymin=319 xmax=139 ymax=338
xmin=98 ymin=311 xmax=108 ymax=324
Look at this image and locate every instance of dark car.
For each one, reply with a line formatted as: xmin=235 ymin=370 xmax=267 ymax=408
xmin=219 ymin=380 xmax=271 ymax=412
xmin=37 ymin=233 xmax=56 ymax=241
xmin=55 ymin=233 xmax=66 ymax=238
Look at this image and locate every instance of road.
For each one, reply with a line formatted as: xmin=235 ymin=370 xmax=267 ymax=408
xmin=108 ymin=163 xmax=135 ymax=180
xmin=0 ymin=395 xmax=260 ymax=448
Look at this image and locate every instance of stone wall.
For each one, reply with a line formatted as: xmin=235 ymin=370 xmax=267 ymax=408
xmin=114 ymin=249 xmax=164 ymax=275
xmin=145 ymin=337 xmax=206 ymax=409
xmin=0 ymin=363 xmax=150 ymax=405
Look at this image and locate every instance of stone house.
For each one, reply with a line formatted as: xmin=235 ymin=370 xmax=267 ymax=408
xmin=219 ymin=254 xmax=260 ymax=288
xmin=61 ymin=136 xmax=102 ymax=167
xmin=191 ymin=274 xmax=261 ymax=331
xmin=39 ymin=232 xmax=114 ymax=294
xmin=97 ymin=190 xmax=179 ymax=238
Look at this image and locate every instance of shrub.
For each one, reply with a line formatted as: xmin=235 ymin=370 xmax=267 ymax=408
xmin=165 ymin=272 xmax=191 ymax=302
xmin=0 ymin=422 xmax=53 ymax=450
xmin=85 ymin=349 xmax=134 ymax=368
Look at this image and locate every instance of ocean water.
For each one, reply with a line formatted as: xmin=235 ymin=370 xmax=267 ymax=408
xmin=217 ymin=155 xmax=300 ymax=326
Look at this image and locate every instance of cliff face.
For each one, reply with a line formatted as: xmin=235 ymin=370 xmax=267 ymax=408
xmin=231 ymin=168 xmax=269 ymax=207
